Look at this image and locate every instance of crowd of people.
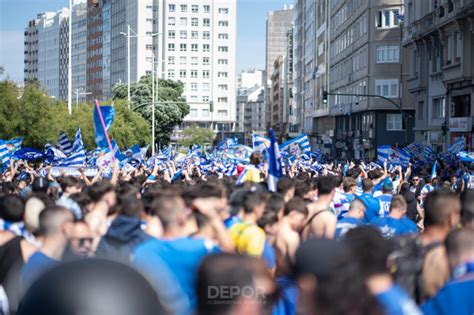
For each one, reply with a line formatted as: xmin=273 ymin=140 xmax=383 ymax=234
xmin=0 ymin=152 xmax=473 ymax=315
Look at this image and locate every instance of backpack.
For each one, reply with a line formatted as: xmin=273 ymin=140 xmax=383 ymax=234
xmin=388 ymin=235 xmax=442 ymax=304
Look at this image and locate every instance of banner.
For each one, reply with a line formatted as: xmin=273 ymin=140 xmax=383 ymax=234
xmin=94 ymin=105 xmax=115 ymax=148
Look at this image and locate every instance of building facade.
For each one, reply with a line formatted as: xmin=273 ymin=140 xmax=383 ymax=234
xmin=265 ymin=6 xmax=294 ymax=130
xmin=403 ymin=0 xmax=474 ymax=152
xmin=329 ymin=0 xmax=415 ymax=160
xmin=24 ymin=15 xmax=41 ymax=83
xmin=86 ymin=0 xmax=103 ymax=102
xmin=237 ymin=69 xmax=263 ymax=90
xmin=71 ymin=1 xmax=88 ymax=103
xmin=236 ymin=86 xmax=265 ymax=135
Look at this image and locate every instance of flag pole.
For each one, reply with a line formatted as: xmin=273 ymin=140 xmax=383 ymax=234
xmin=94 ymin=99 xmax=115 ymax=160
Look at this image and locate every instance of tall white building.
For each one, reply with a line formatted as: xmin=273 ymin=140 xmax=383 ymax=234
xmin=37 ymin=10 xmax=68 ymax=99
xmin=156 ymin=0 xmax=237 ymax=132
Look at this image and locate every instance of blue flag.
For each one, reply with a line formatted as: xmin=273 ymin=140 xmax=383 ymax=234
xmin=268 ymin=129 xmax=283 ymax=192
xmin=431 ymin=160 xmax=438 ymax=180
xmin=94 ymin=105 xmax=115 ymax=148
xmin=0 ymin=138 xmax=23 ymax=166
xmin=280 ymin=134 xmax=311 ymax=157
xmin=13 ymin=148 xmax=45 ymax=161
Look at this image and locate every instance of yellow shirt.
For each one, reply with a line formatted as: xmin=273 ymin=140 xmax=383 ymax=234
xmin=229 ymin=222 xmax=266 ymax=257
xmin=243 ymin=165 xmax=261 ymax=183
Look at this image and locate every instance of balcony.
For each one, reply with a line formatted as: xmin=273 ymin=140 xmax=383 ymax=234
xmin=404 ymin=12 xmax=435 ymax=42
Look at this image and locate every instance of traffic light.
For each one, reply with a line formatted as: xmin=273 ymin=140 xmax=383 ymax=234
xmin=322 ymin=91 xmax=328 ymax=104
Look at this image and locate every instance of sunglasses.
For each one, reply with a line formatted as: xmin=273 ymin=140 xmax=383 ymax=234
xmin=74 ymin=237 xmax=93 ymax=246
xmin=413 ymin=179 xmax=419 ymax=182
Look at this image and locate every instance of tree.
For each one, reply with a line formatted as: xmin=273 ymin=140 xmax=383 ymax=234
xmin=113 ymin=75 xmax=190 ymax=145
xmin=0 ymin=81 xmax=150 ymax=149
xmin=180 ymin=126 xmax=215 ymax=148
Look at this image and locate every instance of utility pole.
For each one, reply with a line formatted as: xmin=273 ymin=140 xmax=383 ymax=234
xmin=151 ymin=53 xmax=155 ymax=156
xmin=68 ymin=0 xmax=72 ymax=115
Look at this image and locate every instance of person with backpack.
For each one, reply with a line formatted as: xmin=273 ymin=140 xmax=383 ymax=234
xmin=423 ymin=228 xmax=474 ymax=315
xmin=389 ymin=189 xmax=462 ymax=304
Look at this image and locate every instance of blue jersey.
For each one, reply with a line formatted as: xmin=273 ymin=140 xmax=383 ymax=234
xmin=376 ymin=194 xmax=393 ymax=217
xmin=335 ymin=217 xmax=363 ymax=239
xmin=376 ymin=284 xmax=422 ymax=315
xmin=356 ymin=193 xmax=382 ymax=223
xmin=261 ymin=238 xmax=276 ymax=269
xmin=370 ymin=216 xmax=418 ymax=238
xmin=423 ymin=264 xmax=474 ymax=315
xmin=338 ymin=193 xmax=354 ymax=219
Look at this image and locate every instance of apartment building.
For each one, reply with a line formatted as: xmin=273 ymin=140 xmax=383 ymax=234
xmin=403 ymin=0 xmax=474 ymax=151
xmin=236 ymin=86 xmax=265 ymax=135
xmin=24 ymin=15 xmax=42 ymax=83
xmin=329 ymin=0 xmax=415 ymax=160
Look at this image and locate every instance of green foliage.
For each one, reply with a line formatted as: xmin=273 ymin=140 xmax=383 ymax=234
xmin=0 ymin=81 xmax=150 ymax=149
xmin=112 ymin=75 xmax=190 ymax=145
xmin=180 ymin=125 xmax=215 ymax=148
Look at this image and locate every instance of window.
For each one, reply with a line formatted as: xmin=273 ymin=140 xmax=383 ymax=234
xmin=203 ymin=70 xmax=209 ymax=78
xmin=180 ymin=30 xmax=187 ymax=39
xmin=191 ymin=18 xmax=198 ymax=27
xmin=203 ymin=57 xmax=210 ymax=65
xmin=203 ymin=31 xmax=210 ymax=40
xmin=218 ymin=84 xmax=228 ymax=90
xmin=218 ymin=97 xmax=228 ymax=103
xmin=218 ymin=46 xmax=228 ymax=52
xmin=375 ymin=45 xmax=399 ymax=63
xmin=218 ymin=59 xmax=228 ymax=65
xmin=202 ymin=109 xmax=209 ymax=117
xmin=180 ymin=56 xmax=186 ymax=65
xmin=190 ymin=96 xmax=197 ymax=102
xmin=168 ymin=69 xmax=175 ymax=78
xmin=447 ymin=34 xmax=452 ymax=64
xmin=203 ymin=44 xmax=210 ymax=52
xmin=203 ymin=83 xmax=209 ymax=92
xmin=432 ymin=98 xmax=445 ymax=119
xmin=219 ymin=8 xmax=229 ymax=14
xmin=218 ymin=33 xmax=228 ymax=40
xmin=386 ymin=114 xmax=403 ymax=131
xmin=191 ymin=57 xmax=198 ymax=65
xmin=204 ymin=5 xmax=210 ymax=13
xmin=168 ymin=43 xmax=175 ymax=51
xmin=146 ymin=18 xmax=154 ymax=24
xmin=218 ymin=21 xmax=228 ymax=27
xmin=180 ymin=18 xmax=187 ymax=26
xmin=180 ymin=43 xmax=187 ymax=52
xmin=168 ymin=56 xmax=175 ymax=65
xmin=203 ymin=18 xmax=210 ymax=27
xmin=191 ymin=83 xmax=197 ymax=91
xmin=375 ymin=79 xmax=399 ymax=98
xmin=180 ymin=70 xmax=186 ymax=78
xmin=146 ymin=44 xmax=153 ymax=50
xmin=169 ymin=4 xmax=175 ymax=12
xmin=202 ymin=96 xmax=209 ymax=102
xmin=168 ymin=17 xmax=175 ymax=26
xmin=191 ymin=31 xmax=198 ymax=39
xmin=191 ymin=70 xmax=198 ymax=78
xmin=181 ymin=4 xmax=187 ymax=12
xmin=192 ymin=5 xmax=198 ymax=13
xmin=375 ymin=9 xmax=399 ymax=28
xmin=218 ymin=72 xmax=228 ymax=78
xmin=190 ymin=109 xmax=197 ymax=117
xmin=455 ymin=32 xmax=461 ymax=61
xmin=168 ymin=30 xmax=175 ymax=39
xmin=218 ymin=110 xmax=228 ymax=117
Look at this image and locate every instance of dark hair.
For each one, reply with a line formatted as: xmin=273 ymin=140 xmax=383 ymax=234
xmin=317 ymin=176 xmax=337 ymax=196
xmin=284 ymin=197 xmax=308 ymax=216
xmin=265 ymin=193 xmax=285 ymax=214
xmin=445 ymin=228 xmax=474 ymax=260
xmin=399 ymin=182 xmax=410 ymax=194
xmin=187 ymin=184 xmax=224 ymax=199
xmin=343 ymin=177 xmax=357 ymax=192
xmin=87 ymin=181 xmax=114 ymax=203
xmin=362 ymin=178 xmax=374 ymax=192
xmin=32 ymin=177 xmax=48 ymax=193
xmin=120 ymin=196 xmax=144 ymax=218
xmin=344 ymin=226 xmax=392 ymax=278
xmin=59 ymin=176 xmax=81 ymax=192
xmin=277 ymin=177 xmax=294 ymax=195
xmin=460 ymin=189 xmax=474 ymax=226
xmin=249 ymin=152 xmax=263 ymax=166
xmin=242 ymin=192 xmax=264 ymax=214
xmin=424 ymin=189 xmax=459 ymax=228
xmin=0 ymin=194 xmax=25 ymax=222
xmin=257 ymin=210 xmax=279 ymax=229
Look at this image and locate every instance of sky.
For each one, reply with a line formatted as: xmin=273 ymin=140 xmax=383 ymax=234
xmin=0 ymin=0 xmax=292 ymax=82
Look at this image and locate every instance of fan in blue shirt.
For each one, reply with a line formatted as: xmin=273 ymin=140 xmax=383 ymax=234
xmin=335 ymin=199 xmax=366 ymax=239
xmin=423 ymin=229 xmax=474 ymax=315
xmin=371 ymin=195 xmax=418 ymax=238
xmin=356 ymin=179 xmax=382 ymax=223
xmin=375 ymin=179 xmax=394 ymax=217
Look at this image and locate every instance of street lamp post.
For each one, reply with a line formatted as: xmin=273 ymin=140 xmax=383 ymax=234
xmin=75 ymin=89 xmax=92 ymax=106
xmin=120 ymin=25 xmax=136 ymax=109
xmin=68 ymin=0 xmax=72 ymax=115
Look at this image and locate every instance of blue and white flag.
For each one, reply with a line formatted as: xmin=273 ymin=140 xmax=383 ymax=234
xmin=0 ymin=138 xmax=22 ymax=166
xmin=13 ymin=148 xmax=45 ymax=161
xmin=268 ymin=129 xmax=283 ymax=192
xmin=448 ymin=137 xmax=465 ymax=154
xmin=394 ymin=11 xmax=405 ymax=21
xmin=431 ymin=160 xmax=438 ymax=180
xmin=406 ymin=142 xmax=423 ymax=158
xmin=57 ymin=150 xmax=86 ymax=167
xmin=377 ymin=145 xmax=410 ymax=167
xmin=279 ymin=134 xmax=311 ymax=157
xmin=72 ymin=127 xmax=85 ymax=155
xmin=424 ymin=146 xmax=434 ymax=162
xmin=457 ymin=151 xmax=474 ymax=163
xmin=58 ymin=132 xmax=73 ymax=155
xmin=94 ymin=105 xmax=115 ymax=148
xmin=252 ymin=134 xmax=270 ymax=153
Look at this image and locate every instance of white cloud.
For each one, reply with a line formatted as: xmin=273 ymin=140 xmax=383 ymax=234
xmin=0 ymin=31 xmax=25 ymax=82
